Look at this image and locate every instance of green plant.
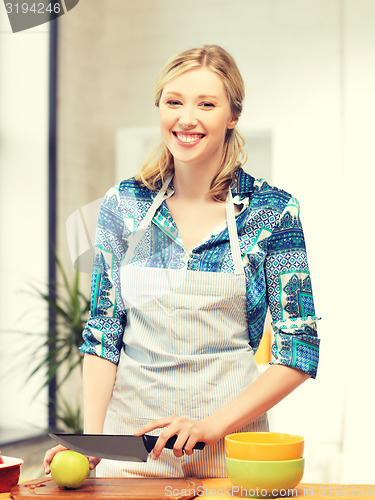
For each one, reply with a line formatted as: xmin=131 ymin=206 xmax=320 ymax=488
xmin=0 ymin=252 xmax=89 ymax=433
xmin=52 ymin=395 xmax=84 ymax=434
xmin=22 ymin=252 xmax=90 ymax=432
xmin=28 ymin=253 xmax=90 ymax=391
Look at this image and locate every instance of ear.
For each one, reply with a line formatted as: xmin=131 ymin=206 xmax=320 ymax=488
xmin=227 ymin=115 xmax=239 ymax=130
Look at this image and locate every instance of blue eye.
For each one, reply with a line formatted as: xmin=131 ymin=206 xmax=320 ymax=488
xmin=200 ymin=102 xmax=215 ymax=108
xmin=167 ymin=100 xmax=181 ymax=106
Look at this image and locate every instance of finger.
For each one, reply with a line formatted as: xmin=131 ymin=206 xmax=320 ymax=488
xmin=171 ymin=431 xmax=191 ymax=458
xmin=134 ymin=417 xmax=175 ymax=436
xmin=43 ymin=445 xmax=68 ymax=474
xmin=43 ymin=445 xmax=67 ymax=471
xmin=183 ymin=435 xmax=201 ymax=456
xmin=88 ymin=456 xmax=101 ymax=470
xmin=151 ymin=426 xmax=177 ymax=460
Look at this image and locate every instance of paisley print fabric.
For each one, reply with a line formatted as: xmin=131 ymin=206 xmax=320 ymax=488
xmin=80 ymin=168 xmax=320 ymax=378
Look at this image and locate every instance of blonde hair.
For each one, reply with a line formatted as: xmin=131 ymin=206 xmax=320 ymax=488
xmin=134 ymin=45 xmax=247 ymax=201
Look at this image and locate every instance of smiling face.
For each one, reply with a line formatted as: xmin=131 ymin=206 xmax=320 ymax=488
xmin=159 ymin=67 xmax=238 ymax=173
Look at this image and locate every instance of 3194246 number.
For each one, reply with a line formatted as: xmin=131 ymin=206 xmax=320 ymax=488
xmin=317 ymin=485 xmax=374 ymax=497
xmin=5 ymin=3 xmax=62 ymax=14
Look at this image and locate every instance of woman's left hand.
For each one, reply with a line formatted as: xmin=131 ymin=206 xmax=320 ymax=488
xmin=133 ymin=414 xmax=225 ymax=459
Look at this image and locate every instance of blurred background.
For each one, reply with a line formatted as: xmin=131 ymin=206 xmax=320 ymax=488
xmin=0 ymin=0 xmax=374 ymax=483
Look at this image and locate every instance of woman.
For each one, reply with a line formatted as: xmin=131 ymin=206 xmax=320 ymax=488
xmin=44 ymin=45 xmax=320 ymax=478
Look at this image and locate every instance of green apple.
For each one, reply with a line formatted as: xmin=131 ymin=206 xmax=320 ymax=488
xmin=50 ymin=450 xmax=89 ymax=489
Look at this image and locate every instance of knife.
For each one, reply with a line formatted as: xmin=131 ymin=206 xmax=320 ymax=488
xmin=49 ymin=433 xmax=205 ymax=462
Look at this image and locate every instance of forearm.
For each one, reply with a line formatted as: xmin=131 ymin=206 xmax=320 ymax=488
xmin=82 ymin=353 xmax=118 ymax=434
xmin=210 ymin=364 xmax=310 ymax=436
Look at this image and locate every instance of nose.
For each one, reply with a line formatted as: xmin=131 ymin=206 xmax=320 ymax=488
xmin=178 ymin=106 xmax=198 ymax=128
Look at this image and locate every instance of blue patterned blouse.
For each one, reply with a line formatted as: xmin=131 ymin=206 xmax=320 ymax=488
xmin=80 ymin=168 xmax=320 ymax=378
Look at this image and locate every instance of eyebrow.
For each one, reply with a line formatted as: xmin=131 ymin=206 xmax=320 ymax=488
xmin=164 ymin=92 xmax=218 ymax=101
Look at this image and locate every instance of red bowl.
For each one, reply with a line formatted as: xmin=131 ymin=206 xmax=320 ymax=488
xmin=0 ymin=456 xmax=24 ymax=493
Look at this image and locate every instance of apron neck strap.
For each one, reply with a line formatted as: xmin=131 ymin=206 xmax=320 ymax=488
xmin=226 ymin=189 xmax=244 ymax=275
xmin=123 ymin=175 xmax=173 ymax=265
xmin=138 ymin=174 xmax=173 ymax=231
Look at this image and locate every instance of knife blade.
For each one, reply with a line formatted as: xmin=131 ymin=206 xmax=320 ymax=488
xmin=49 ymin=433 xmax=205 ymax=462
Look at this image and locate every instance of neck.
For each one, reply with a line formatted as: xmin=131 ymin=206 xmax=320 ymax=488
xmin=172 ymin=156 xmax=224 ymax=202
xmin=171 ymin=166 xmax=214 ymax=202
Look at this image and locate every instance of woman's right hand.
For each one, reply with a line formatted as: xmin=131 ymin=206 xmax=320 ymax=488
xmin=43 ymin=444 xmax=101 ymax=474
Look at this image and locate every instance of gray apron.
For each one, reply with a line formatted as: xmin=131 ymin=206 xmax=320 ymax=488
xmin=97 ymin=175 xmax=268 ymax=478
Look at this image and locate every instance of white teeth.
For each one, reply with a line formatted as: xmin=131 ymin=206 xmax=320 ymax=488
xmin=176 ymin=133 xmax=203 ymax=143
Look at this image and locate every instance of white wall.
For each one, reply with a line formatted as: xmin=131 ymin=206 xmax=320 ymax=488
xmin=112 ymin=0 xmax=374 ymax=483
xmin=0 ymin=15 xmax=49 ymax=439
xmin=339 ymin=0 xmax=375 ymax=482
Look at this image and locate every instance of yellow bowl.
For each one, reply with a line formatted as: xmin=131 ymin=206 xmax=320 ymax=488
xmin=225 ymin=432 xmax=304 ymax=461
xmin=225 ymin=456 xmax=304 ymax=498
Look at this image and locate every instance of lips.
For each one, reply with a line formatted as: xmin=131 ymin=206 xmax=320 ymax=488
xmin=173 ymin=132 xmax=205 ymax=146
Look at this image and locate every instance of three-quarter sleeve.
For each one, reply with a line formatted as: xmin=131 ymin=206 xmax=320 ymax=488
xmin=265 ymin=195 xmax=320 ymax=378
xmin=79 ymin=186 xmax=127 ymax=364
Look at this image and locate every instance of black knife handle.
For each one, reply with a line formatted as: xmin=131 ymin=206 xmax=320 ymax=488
xmin=142 ymin=434 xmax=205 ymax=454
